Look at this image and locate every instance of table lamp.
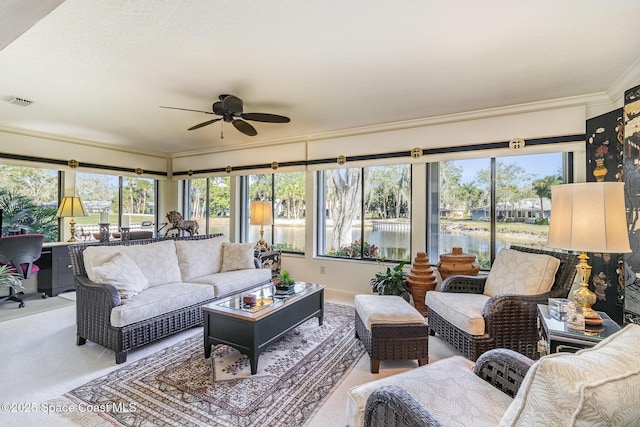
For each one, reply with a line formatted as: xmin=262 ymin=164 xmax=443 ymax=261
xmin=250 ymin=200 xmax=272 ymax=251
xmin=547 ymin=182 xmax=631 ymax=320
xmin=56 ymin=196 xmax=89 ymax=242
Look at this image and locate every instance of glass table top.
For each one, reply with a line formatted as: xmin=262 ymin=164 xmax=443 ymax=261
xmin=216 ymin=281 xmax=308 ymax=313
xmin=538 ymin=304 xmax=621 ymax=341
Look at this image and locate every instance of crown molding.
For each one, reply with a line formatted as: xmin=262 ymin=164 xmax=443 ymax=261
xmin=607 ymin=57 xmax=640 ymax=105
xmin=0 ymin=125 xmax=169 ymax=159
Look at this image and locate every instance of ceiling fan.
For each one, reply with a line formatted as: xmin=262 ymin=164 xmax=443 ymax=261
xmin=160 ymin=94 xmax=290 ymax=138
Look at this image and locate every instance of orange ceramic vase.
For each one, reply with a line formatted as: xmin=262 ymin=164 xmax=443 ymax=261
xmin=437 ymin=247 xmax=480 ymax=281
xmin=407 ymin=252 xmax=438 ymax=316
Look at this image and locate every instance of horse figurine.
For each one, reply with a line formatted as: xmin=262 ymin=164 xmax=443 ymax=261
xmin=165 ymin=211 xmax=199 ymax=236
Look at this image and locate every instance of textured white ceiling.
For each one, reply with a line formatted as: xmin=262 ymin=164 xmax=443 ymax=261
xmin=1 ymin=0 xmax=640 ymax=155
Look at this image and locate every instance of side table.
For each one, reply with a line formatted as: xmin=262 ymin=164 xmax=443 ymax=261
xmin=537 ymin=304 xmax=621 ymax=355
xmin=255 ymin=250 xmax=281 ymax=278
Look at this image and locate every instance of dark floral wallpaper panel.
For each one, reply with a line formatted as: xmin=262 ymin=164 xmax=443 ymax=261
xmin=586 ymin=108 xmax=624 ymax=324
xmin=623 ymin=83 xmax=640 ymax=325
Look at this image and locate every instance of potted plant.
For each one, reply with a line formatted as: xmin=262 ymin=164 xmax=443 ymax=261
xmin=0 ymin=264 xmax=23 ymax=293
xmin=370 ymin=261 xmax=410 ymax=302
xmin=273 ymin=269 xmax=295 ymax=290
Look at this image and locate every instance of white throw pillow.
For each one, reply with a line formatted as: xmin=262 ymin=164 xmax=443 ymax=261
xmin=83 ymin=246 xmax=125 ymax=283
xmin=484 ymin=248 xmax=560 ymax=297
xmin=91 ymin=252 xmax=150 ymax=299
xmin=220 ymin=242 xmax=256 ymax=272
xmin=499 ymin=324 xmax=640 ymax=426
xmin=175 ymin=236 xmax=228 ymax=280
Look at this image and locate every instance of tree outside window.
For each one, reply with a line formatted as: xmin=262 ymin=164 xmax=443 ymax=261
xmin=247 ymin=172 xmax=305 ymax=253
xmin=319 ymin=164 xmax=411 ymax=262
xmin=0 ymin=164 xmax=58 ymax=241
xmin=436 ymin=153 xmax=564 ymax=269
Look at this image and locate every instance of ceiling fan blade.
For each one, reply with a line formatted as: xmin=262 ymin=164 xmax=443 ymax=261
xmin=222 ymin=95 xmax=243 ymax=114
xmin=188 ymin=118 xmax=221 ymax=131
xmin=160 ymin=106 xmax=213 ymax=115
xmin=241 ymin=112 xmax=291 ymax=123
xmin=212 ymin=101 xmax=224 ymax=115
xmin=232 ymin=119 xmax=257 ymax=136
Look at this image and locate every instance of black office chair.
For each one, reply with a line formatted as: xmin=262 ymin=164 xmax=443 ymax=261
xmin=0 ymin=234 xmax=46 ymax=308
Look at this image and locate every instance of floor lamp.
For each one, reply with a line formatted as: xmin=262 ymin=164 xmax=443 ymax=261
xmin=56 ymin=196 xmax=89 ymax=242
xmin=250 ymin=200 xmax=272 ymax=251
xmin=546 ymin=182 xmax=631 ymax=320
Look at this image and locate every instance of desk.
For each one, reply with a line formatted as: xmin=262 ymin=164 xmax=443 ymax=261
xmin=37 ymin=242 xmax=76 ymax=297
xmin=537 ymin=304 xmax=621 ymax=355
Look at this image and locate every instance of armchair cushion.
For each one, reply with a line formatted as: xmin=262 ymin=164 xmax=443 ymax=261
xmin=484 ymin=248 xmax=560 ymax=297
xmin=91 ymin=252 xmax=149 ymax=299
xmin=425 ymin=292 xmax=489 ymax=336
xmin=500 ymin=324 xmax=640 ymax=426
xmin=348 ymin=355 xmax=513 ymax=427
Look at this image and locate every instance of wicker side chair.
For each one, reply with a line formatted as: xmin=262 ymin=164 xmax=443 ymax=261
xmin=427 ymin=245 xmax=578 ymax=361
xmin=362 ymin=348 xmax=534 ymax=427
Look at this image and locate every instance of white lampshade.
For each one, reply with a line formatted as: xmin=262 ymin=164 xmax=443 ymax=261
xmin=250 ymin=201 xmax=273 ymax=226
xmin=56 ymin=196 xmax=88 ymax=218
xmin=547 ymin=182 xmax=631 ymax=253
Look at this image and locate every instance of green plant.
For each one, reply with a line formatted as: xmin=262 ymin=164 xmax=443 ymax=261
xmin=327 ymin=239 xmax=379 ymax=258
xmin=274 ymin=269 xmax=295 ymax=287
xmin=0 ymin=265 xmax=23 ymax=291
xmin=369 ymin=261 xmax=410 ymax=302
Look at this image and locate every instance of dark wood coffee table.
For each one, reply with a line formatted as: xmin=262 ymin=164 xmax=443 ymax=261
xmin=202 ymin=281 xmax=325 ymax=375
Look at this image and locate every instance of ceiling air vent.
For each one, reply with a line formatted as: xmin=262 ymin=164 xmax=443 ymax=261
xmin=7 ymin=97 xmax=33 ymax=107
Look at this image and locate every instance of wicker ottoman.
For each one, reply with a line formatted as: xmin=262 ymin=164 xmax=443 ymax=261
xmin=354 ymin=295 xmax=429 ymax=373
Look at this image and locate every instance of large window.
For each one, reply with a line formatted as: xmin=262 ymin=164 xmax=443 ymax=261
xmin=122 ymin=177 xmax=156 ymax=229
xmin=318 ymin=164 xmax=411 ymax=262
xmin=0 ymin=164 xmax=59 ymax=241
xmin=434 ymin=153 xmax=566 ymax=269
xmin=184 ymin=176 xmax=231 ymax=237
xmin=76 ymin=172 xmax=119 ymax=238
xmin=77 ymin=173 xmax=158 ymax=239
xmin=244 ymin=172 xmax=305 ymax=253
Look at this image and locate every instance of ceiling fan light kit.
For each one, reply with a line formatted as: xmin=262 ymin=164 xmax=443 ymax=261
xmin=161 ymin=94 xmax=290 ymax=138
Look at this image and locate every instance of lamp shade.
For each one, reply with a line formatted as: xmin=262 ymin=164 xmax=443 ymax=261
xmin=56 ymin=196 xmax=88 ymax=218
xmin=250 ymin=201 xmax=272 ymax=226
xmin=547 ymin=182 xmax=630 ymax=253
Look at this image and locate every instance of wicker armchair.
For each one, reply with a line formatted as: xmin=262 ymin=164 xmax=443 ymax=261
xmin=362 ymin=348 xmax=534 ymax=427
xmin=427 ymin=245 xmax=578 ymax=361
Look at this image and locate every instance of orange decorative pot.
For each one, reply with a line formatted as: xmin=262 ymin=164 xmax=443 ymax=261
xmin=437 ymin=247 xmax=480 ymax=281
xmin=407 ymin=252 xmax=438 ymax=316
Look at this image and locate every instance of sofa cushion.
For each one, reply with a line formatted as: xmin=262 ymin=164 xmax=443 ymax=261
xmin=221 ymin=242 xmax=256 ymax=272
xmin=188 ymin=268 xmax=271 ymax=297
xmin=91 ymin=252 xmax=150 ymax=299
xmin=483 ymin=248 xmax=560 ymax=297
xmin=354 ymin=295 xmax=425 ymax=331
xmin=83 ymin=246 xmax=125 ymax=283
xmin=499 ymin=324 xmax=640 ymax=426
xmin=110 ymin=282 xmax=215 ymax=327
xmin=175 ymin=236 xmax=228 ymax=281
xmin=121 ymin=240 xmax=182 ymax=287
xmin=426 ymin=291 xmax=490 ymax=336
xmin=347 ymin=355 xmax=513 ymax=427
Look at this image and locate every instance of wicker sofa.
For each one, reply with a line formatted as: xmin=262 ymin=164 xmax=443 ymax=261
xmin=427 ymin=245 xmax=578 ymax=360
xmin=68 ymin=234 xmax=272 ymax=363
xmin=349 ymin=324 xmax=640 ymax=426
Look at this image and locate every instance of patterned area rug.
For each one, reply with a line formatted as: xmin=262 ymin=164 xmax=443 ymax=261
xmin=51 ymin=302 xmax=363 ymax=427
